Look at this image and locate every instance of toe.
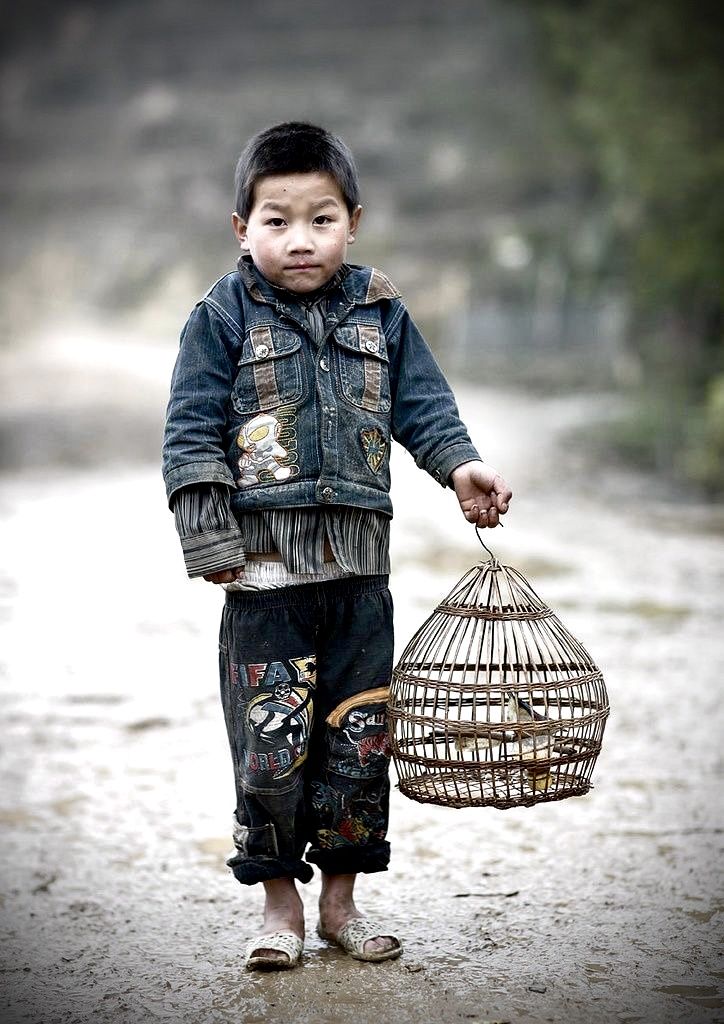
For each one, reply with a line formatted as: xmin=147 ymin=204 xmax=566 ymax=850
xmin=249 ymin=947 xmax=290 ymax=964
xmin=363 ymin=935 xmax=399 ymax=955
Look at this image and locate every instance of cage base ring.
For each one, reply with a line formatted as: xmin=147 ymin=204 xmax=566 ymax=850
xmin=396 ymin=768 xmax=593 ymax=809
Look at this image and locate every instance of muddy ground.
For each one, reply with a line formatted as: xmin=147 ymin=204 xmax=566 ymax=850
xmin=1 ymin=358 xmax=722 ymax=1024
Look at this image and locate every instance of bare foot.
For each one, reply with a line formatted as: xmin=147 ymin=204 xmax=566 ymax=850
xmin=247 ymin=878 xmax=305 ymax=968
xmin=319 ymin=872 xmax=399 ymax=958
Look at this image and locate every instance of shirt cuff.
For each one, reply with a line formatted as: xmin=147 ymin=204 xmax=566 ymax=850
xmin=171 ymin=482 xmax=245 ymax=578
xmin=180 ymin=529 xmax=246 ymax=579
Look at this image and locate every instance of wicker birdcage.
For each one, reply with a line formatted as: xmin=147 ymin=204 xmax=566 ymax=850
xmin=388 ymin=538 xmax=609 ymax=809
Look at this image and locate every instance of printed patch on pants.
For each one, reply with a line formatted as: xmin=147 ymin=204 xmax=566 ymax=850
xmin=310 ymin=776 xmax=389 ymax=849
xmin=236 ymin=654 xmax=317 ymax=784
xmin=235 ymin=405 xmax=299 ymax=488
xmin=360 ymin=427 xmax=387 ymax=474
xmin=325 ymin=688 xmax=392 ymax=779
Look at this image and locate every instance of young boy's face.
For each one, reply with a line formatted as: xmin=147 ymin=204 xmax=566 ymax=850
xmin=232 ymin=171 xmax=362 ymax=294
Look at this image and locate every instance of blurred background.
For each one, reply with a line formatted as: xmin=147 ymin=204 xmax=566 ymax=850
xmin=1 ymin=0 xmax=722 ymax=486
xmin=1 ymin=3 xmax=723 ymax=1023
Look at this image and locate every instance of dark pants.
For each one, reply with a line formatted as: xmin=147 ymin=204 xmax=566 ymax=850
xmin=219 ymin=574 xmax=394 ymax=885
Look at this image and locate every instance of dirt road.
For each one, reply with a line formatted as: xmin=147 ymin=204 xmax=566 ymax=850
xmin=1 ymin=383 xmax=722 ymax=1024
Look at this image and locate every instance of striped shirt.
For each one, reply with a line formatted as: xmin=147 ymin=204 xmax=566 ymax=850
xmin=173 ymin=486 xmax=390 ymax=579
xmin=172 ymin=483 xmax=245 ymax=578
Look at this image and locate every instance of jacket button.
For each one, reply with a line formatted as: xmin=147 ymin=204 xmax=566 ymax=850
xmin=255 ymin=343 xmax=270 ymax=358
xmin=364 ymin=338 xmax=379 ymax=353
xmin=319 ymin=357 xmax=329 ymax=371
xmin=321 ymin=487 xmax=334 ymax=501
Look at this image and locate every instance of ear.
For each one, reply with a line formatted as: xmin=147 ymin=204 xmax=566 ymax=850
xmin=347 ymin=205 xmax=363 ymax=244
xmin=232 ymin=212 xmax=249 ymax=248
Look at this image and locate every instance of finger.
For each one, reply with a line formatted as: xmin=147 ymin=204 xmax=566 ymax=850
xmin=203 ymin=570 xmax=234 ymax=584
xmin=494 ymin=479 xmax=513 ymax=512
xmin=486 ymin=506 xmax=500 ymax=528
xmin=464 ymin=502 xmax=480 ymax=522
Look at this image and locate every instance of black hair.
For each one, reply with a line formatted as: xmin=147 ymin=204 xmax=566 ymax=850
xmin=234 ymin=122 xmax=360 ymax=219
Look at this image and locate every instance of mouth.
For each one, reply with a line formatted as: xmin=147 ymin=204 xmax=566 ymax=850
xmin=286 ymin=264 xmax=319 ymax=271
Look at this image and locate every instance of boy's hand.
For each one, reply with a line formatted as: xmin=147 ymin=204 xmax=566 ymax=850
xmin=450 ymin=460 xmax=512 ymax=529
xmin=203 ymin=566 xmax=245 ymax=584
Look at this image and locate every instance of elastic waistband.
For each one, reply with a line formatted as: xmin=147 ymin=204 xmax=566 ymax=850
xmin=224 ymin=573 xmax=389 ymax=612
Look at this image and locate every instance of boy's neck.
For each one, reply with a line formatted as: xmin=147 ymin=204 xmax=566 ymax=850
xmin=239 ymin=254 xmax=348 ymax=306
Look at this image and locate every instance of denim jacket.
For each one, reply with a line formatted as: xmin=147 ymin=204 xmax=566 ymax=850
xmin=162 ymin=258 xmax=480 ymax=518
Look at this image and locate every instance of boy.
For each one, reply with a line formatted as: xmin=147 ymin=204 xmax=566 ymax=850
xmin=162 ymin=122 xmax=511 ymax=970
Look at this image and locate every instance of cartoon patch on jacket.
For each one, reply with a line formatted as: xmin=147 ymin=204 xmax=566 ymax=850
xmin=236 ymin=411 xmax=298 ymax=487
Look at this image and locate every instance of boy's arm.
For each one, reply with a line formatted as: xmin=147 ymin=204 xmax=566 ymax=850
xmin=386 ymin=306 xmax=511 ymax=527
xmin=163 ymin=302 xmax=248 ymax=580
xmin=172 ymin=484 xmax=246 ymax=581
xmin=162 ymin=302 xmax=239 ymax=507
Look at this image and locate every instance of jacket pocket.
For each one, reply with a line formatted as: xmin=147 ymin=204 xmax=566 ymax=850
xmin=231 ymin=326 xmax=304 ymax=415
xmin=331 ymin=324 xmax=391 ymax=413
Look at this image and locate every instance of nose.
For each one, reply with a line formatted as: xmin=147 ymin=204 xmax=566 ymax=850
xmin=286 ymin=224 xmax=314 ymax=254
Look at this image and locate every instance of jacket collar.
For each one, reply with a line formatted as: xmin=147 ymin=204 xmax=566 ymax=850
xmin=237 ymin=255 xmax=400 ymax=309
xmin=342 ymin=265 xmax=401 ymax=305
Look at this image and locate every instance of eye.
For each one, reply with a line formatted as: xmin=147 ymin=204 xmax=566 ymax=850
xmin=265 ymin=217 xmax=285 ymax=227
xmin=313 ymin=214 xmax=333 ymax=225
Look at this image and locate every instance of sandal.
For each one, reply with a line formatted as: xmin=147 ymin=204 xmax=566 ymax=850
xmin=245 ymin=930 xmax=303 ymax=971
xmin=317 ymin=917 xmax=402 ymax=963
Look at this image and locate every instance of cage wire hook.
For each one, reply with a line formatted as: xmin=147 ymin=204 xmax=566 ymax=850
xmin=475 ymin=525 xmax=497 ymax=561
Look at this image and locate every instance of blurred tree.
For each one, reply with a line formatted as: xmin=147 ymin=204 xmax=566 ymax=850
xmin=533 ymin=0 xmax=724 ymax=491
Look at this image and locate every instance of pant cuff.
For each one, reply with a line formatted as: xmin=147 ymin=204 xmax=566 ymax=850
xmin=305 ymin=841 xmax=390 ymax=875
xmin=226 ymin=853 xmax=314 ymax=886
